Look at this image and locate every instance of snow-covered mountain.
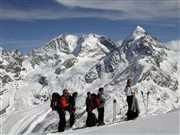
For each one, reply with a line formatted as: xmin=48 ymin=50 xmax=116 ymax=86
xmin=0 ymin=49 xmax=25 ymax=114
xmin=0 ymin=26 xmax=180 ymax=135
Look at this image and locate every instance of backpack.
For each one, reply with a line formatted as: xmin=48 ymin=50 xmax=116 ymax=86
xmin=86 ymin=112 xmax=97 ymax=127
xmin=50 ymin=92 xmax=61 ymax=110
xmin=91 ymin=93 xmax=101 ymax=110
xmin=59 ymin=96 xmax=69 ymax=110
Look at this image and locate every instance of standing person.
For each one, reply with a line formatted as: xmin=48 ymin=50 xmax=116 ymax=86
xmin=50 ymin=92 xmax=64 ymax=132
xmin=86 ymin=92 xmax=92 ymax=113
xmin=51 ymin=89 xmax=70 ymax=132
xmin=124 ymin=79 xmax=138 ymax=120
xmin=85 ymin=92 xmax=97 ymax=127
xmin=58 ymin=89 xmax=70 ymax=132
xmin=97 ymin=87 xmax=106 ymax=126
xmin=69 ymin=92 xmax=78 ymax=127
xmin=50 ymin=92 xmax=60 ymax=111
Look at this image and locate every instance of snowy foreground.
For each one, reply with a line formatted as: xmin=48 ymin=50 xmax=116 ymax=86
xmin=51 ymin=109 xmax=180 ymax=135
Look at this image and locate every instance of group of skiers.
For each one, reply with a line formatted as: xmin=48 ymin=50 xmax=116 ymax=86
xmin=50 ymin=79 xmax=139 ymax=132
xmin=50 ymin=89 xmax=78 ymax=132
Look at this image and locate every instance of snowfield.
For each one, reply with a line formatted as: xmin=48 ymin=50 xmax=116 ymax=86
xmin=52 ymin=109 xmax=180 ymax=135
xmin=0 ymin=26 xmax=180 ymax=135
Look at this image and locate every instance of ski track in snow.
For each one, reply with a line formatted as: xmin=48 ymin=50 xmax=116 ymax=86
xmin=23 ymin=109 xmax=51 ymax=135
xmin=3 ymin=82 xmax=51 ymax=135
xmin=4 ymin=104 xmax=50 ymax=135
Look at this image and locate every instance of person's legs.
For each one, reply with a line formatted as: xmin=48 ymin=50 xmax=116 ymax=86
xmin=70 ymin=112 xmax=75 ymax=127
xmin=101 ymin=107 xmax=104 ymax=124
xmin=97 ymin=108 xmax=101 ymax=124
xmin=58 ymin=110 xmax=66 ymax=132
xmin=100 ymin=107 xmax=105 ymax=124
xmin=127 ymin=96 xmax=133 ymax=111
xmin=86 ymin=112 xmax=91 ymax=127
xmin=126 ymin=96 xmax=133 ymax=120
xmin=98 ymin=107 xmax=105 ymax=125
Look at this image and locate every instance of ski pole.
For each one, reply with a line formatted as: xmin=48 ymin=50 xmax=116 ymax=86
xmin=113 ymin=99 xmax=117 ymax=122
xmin=141 ymin=91 xmax=147 ymax=112
xmin=147 ymin=91 xmax=150 ymax=112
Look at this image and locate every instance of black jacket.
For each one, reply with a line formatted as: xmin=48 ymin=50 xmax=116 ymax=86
xmin=86 ymin=97 xmax=93 ymax=112
xmin=50 ymin=92 xmax=60 ymax=110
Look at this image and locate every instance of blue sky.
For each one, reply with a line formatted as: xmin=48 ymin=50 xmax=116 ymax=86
xmin=0 ymin=0 xmax=179 ymax=53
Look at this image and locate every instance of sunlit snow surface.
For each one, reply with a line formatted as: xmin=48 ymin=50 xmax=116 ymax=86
xmin=54 ymin=109 xmax=180 ymax=135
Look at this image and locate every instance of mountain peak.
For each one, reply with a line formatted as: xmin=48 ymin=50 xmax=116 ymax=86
xmin=130 ymin=25 xmax=146 ymax=40
xmin=133 ymin=26 xmax=146 ymax=33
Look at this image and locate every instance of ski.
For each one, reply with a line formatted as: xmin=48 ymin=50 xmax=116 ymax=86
xmin=140 ymin=91 xmax=147 ymax=112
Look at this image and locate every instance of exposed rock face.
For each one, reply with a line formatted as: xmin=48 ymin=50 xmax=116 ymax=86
xmin=85 ymin=67 xmax=99 ymax=83
xmin=55 ymin=67 xmax=63 ymax=75
xmin=38 ymin=76 xmax=48 ymax=86
xmin=1 ymin=75 xmax=13 ymax=84
xmin=63 ymin=58 xmax=77 ymax=69
xmin=0 ymin=48 xmax=24 ymax=86
xmin=140 ymin=67 xmax=178 ymax=91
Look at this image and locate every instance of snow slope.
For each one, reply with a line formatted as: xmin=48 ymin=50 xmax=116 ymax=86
xmin=56 ymin=109 xmax=180 ymax=135
xmin=0 ymin=26 xmax=180 ymax=135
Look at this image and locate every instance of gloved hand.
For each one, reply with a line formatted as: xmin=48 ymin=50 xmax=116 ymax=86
xmin=72 ymin=107 xmax=76 ymax=112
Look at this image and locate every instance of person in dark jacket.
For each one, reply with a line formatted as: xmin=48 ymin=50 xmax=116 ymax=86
xmin=97 ymin=87 xmax=106 ymax=126
xmin=50 ymin=92 xmax=60 ymax=111
xmin=69 ymin=92 xmax=78 ymax=127
xmin=50 ymin=92 xmax=65 ymax=132
xmin=50 ymin=89 xmax=70 ymax=132
xmin=86 ymin=92 xmax=93 ymax=112
xmin=85 ymin=92 xmax=97 ymax=127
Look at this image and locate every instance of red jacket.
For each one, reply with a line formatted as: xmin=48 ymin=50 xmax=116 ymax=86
xmin=59 ymin=96 xmax=69 ymax=111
